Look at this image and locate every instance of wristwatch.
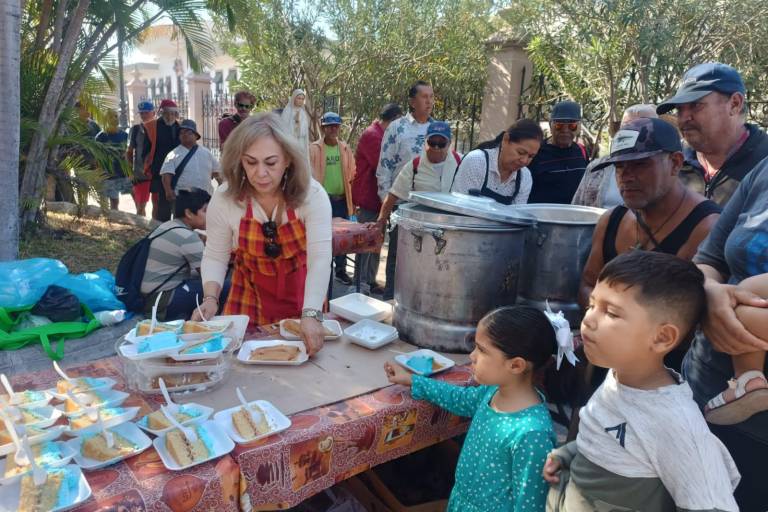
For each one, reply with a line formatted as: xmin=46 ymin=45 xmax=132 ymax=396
xmin=301 ymin=308 xmax=324 ymax=322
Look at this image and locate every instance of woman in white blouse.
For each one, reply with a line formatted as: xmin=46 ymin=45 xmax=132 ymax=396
xmin=451 ymin=119 xmax=543 ymax=205
xmin=193 ymin=112 xmax=332 ymax=356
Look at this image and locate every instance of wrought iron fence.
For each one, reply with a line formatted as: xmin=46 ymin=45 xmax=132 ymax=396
xmin=200 ymin=92 xmax=237 ymax=159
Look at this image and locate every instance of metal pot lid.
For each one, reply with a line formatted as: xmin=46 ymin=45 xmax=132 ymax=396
xmin=408 ymin=192 xmax=537 ymax=226
xmin=511 ymin=203 xmax=605 ymax=225
xmin=394 ymin=203 xmax=522 ymax=230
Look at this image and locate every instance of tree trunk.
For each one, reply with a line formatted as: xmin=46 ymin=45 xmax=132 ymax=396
xmin=18 ymin=0 xmax=90 ymax=226
xmin=0 ymin=0 xmax=21 ymax=260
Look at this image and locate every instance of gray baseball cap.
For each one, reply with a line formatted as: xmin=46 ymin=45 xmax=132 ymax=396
xmin=591 ymin=118 xmax=682 ymax=171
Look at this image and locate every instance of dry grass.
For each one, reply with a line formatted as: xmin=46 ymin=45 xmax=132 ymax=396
xmin=19 ymin=212 xmax=151 ymax=274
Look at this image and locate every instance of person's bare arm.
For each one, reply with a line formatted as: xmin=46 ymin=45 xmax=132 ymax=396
xmin=578 ymin=211 xmax=610 ymax=308
xmin=377 ymin=193 xmax=400 ymax=224
xmin=162 ymin=174 xmax=176 ymax=202
xmin=735 ymin=274 xmax=768 ymax=342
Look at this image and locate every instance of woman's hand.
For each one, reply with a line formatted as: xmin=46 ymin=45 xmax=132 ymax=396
xmin=542 ymin=455 xmax=562 ymax=484
xmin=300 ymin=317 xmax=325 ymax=357
xmin=702 ymin=280 xmax=768 ymax=355
xmin=191 ymin=297 xmax=218 ymax=321
xmin=384 ymin=361 xmax=412 ymax=386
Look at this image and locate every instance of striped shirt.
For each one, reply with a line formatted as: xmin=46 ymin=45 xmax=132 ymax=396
xmin=140 ymin=220 xmax=203 ymax=294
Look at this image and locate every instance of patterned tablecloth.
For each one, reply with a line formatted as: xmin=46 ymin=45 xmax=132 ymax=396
xmin=9 ymin=356 xmax=471 ymax=511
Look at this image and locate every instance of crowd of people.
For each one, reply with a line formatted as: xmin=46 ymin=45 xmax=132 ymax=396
xmin=92 ymin=60 xmax=768 ymax=511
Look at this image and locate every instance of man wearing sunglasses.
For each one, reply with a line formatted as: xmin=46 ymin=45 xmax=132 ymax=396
xmin=527 ymin=100 xmax=589 ymax=204
xmin=219 ymin=90 xmax=256 ymax=149
xmin=143 ymin=98 xmax=181 ymax=221
xmin=309 ymin=111 xmax=356 ymax=285
xmin=377 ymin=121 xmax=461 ymax=226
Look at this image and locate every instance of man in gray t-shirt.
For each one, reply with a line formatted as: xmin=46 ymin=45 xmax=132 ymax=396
xmin=683 ymin=159 xmax=768 ymax=510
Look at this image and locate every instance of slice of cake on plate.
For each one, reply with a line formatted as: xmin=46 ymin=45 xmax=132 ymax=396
xmin=2 ymin=390 xmax=46 ymax=406
xmin=18 ymin=468 xmax=65 ymax=512
xmin=165 ymin=425 xmax=214 ymax=466
xmin=249 ymin=345 xmax=300 ymax=362
xmin=144 ymin=405 xmax=202 ymax=430
xmin=4 ymin=442 xmax=63 ymax=478
xmin=81 ymin=431 xmax=137 ymax=461
xmin=56 ymin=377 xmax=103 ymax=395
xmin=231 ymin=405 xmax=271 ymax=440
xmin=69 ymin=407 xmax=125 ymax=430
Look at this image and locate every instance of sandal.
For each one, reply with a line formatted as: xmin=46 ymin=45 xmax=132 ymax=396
xmin=704 ymin=370 xmax=768 ymax=425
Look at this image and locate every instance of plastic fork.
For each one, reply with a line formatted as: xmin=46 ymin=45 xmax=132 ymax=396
xmin=161 ymin=405 xmax=197 ymax=442
xmin=149 ymin=292 xmax=163 ymax=335
xmin=53 ymin=361 xmax=74 ymax=386
xmin=158 ymin=378 xmax=180 ymax=415
xmin=21 ymin=435 xmax=47 ymax=486
xmin=0 ymin=410 xmax=27 ymax=467
xmin=0 ymin=374 xmax=17 ymax=404
xmin=0 ymin=395 xmax=22 ymax=422
xmin=96 ymin=409 xmax=114 ymax=448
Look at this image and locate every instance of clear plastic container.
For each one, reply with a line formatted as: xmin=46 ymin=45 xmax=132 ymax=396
xmin=114 ymin=339 xmax=230 ymax=395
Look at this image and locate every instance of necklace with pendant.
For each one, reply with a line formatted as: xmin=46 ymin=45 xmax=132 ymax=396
xmin=633 ymin=188 xmax=688 ymax=250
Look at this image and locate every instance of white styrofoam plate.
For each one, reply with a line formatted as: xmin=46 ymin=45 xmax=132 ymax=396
xmin=236 ymin=340 xmax=308 ymax=366
xmin=48 ymin=377 xmax=117 ymax=401
xmin=0 ymin=426 xmax=66 ymax=458
xmin=136 ymin=403 xmax=214 ymax=436
xmin=0 ymin=441 xmax=76 ymax=486
xmin=279 ymin=319 xmax=342 ymax=341
xmin=394 ymin=349 xmax=455 ymax=376
xmin=54 ymin=389 xmax=130 ymax=419
xmin=19 ymin=406 xmax=63 ymax=430
xmin=169 ymin=337 xmax=232 ymax=362
xmin=329 ymin=293 xmax=393 ymax=323
xmin=118 ymin=337 xmax=184 ymax=361
xmin=125 ymin=320 xmax=185 ymax=343
xmin=66 ymin=422 xmax=152 ymax=471
xmin=2 ymin=390 xmax=53 ymax=410
xmin=213 ymin=400 xmax=291 ymax=444
xmin=66 ymin=407 xmax=140 ymax=436
xmin=153 ymin=420 xmax=234 ymax=471
xmin=344 ymin=319 xmax=399 ymax=350
xmin=0 ymin=464 xmax=91 ymax=512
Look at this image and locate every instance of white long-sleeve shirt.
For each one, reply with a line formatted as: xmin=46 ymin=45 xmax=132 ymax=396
xmin=201 ymin=180 xmax=332 ymax=311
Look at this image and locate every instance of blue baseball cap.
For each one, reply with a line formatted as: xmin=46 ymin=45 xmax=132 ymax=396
xmin=426 ymin=121 xmax=451 ymax=141
xmin=321 ymin=112 xmax=342 ymax=126
xmin=657 ymin=62 xmax=745 ymax=114
xmin=137 ymin=100 xmax=154 ymax=112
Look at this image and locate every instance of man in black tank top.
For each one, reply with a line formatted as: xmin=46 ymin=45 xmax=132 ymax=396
xmin=579 ymin=118 xmax=721 ymax=308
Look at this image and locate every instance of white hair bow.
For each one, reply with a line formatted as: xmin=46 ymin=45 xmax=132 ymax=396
xmin=543 ymin=301 xmax=578 ymax=369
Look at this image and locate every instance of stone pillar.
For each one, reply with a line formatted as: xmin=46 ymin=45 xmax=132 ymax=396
xmin=186 ymin=72 xmax=212 ymax=124
xmin=126 ymin=68 xmax=149 ymax=126
xmin=477 ymin=40 xmax=533 ymax=142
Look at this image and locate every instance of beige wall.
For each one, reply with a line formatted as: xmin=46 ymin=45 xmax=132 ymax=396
xmin=478 ymin=42 xmax=532 ymax=142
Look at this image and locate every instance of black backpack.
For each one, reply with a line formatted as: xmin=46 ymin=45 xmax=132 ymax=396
xmin=115 ymin=226 xmax=190 ymax=312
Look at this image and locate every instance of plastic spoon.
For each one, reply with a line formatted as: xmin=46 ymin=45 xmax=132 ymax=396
xmin=53 ymin=361 xmax=74 ymax=389
xmin=158 ymin=378 xmax=180 ymax=415
xmin=161 ymin=405 xmax=197 ymax=443
xmin=21 ymin=435 xmax=46 ymax=486
xmin=149 ymin=291 xmax=163 ymax=335
xmin=0 ymin=374 xmax=17 ymax=404
xmin=96 ymin=409 xmax=114 ymax=448
xmin=65 ymin=390 xmax=98 ymax=422
xmin=235 ymin=387 xmax=267 ymax=430
xmin=195 ymin=294 xmax=208 ymax=322
xmin=0 ymin=396 xmax=22 ymax=422
xmin=0 ymin=410 xmax=27 ymax=466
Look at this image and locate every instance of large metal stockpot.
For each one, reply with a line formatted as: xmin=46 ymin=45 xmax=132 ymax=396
xmin=391 ymin=194 xmax=535 ymax=353
xmin=514 ymin=204 xmax=604 ymax=327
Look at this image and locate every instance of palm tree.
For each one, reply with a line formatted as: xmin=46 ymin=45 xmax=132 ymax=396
xmin=0 ymin=0 xmax=21 ymax=261
xmin=17 ymin=0 xmax=217 ymax=227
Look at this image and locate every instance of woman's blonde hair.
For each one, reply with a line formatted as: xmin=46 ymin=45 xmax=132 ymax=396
xmin=220 ymin=112 xmax=310 ymax=208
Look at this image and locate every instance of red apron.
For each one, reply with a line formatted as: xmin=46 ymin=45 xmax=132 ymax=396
xmin=223 ymin=200 xmax=308 ymax=326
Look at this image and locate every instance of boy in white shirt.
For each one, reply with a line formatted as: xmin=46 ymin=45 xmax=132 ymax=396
xmin=544 ymin=251 xmax=740 ymax=512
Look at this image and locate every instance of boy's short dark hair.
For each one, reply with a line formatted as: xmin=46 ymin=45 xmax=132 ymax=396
xmin=597 ymin=251 xmax=706 ymax=341
xmin=174 ymin=188 xmax=211 ymax=218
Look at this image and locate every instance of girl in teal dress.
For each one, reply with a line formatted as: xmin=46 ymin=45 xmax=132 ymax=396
xmin=385 ymin=306 xmax=560 ymax=511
